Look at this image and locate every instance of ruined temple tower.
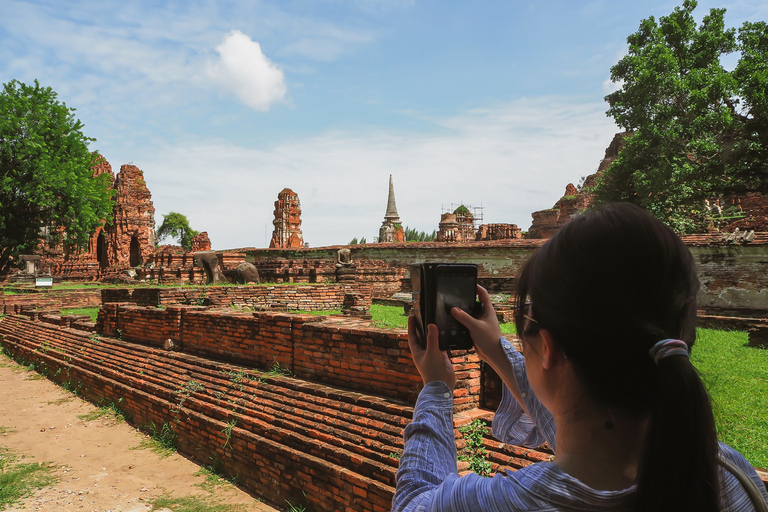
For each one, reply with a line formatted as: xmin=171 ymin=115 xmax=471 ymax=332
xmin=379 ymin=175 xmax=405 ymax=243
xmin=105 ymin=164 xmax=156 ymax=267
xmin=269 ymin=188 xmax=304 ymax=249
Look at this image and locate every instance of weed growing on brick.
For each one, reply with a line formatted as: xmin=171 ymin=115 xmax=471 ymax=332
xmin=221 ymin=418 xmax=237 ymax=449
xmin=173 ymin=379 xmax=205 ymax=413
xmin=458 ymin=419 xmax=491 ymax=477
xmin=266 ymin=361 xmax=292 ymax=377
xmin=140 ymin=421 xmax=178 ymax=458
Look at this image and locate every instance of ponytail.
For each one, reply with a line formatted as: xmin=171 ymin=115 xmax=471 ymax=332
xmin=635 ymin=354 xmax=720 ymax=512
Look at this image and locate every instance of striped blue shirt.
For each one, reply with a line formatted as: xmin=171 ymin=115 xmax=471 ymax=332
xmin=393 ymin=338 xmax=768 ymax=511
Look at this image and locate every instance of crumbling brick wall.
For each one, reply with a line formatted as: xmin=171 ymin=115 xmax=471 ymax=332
xmin=101 ymin=283 xmax=354 ymax=311
xmin=1 ymin=289 xmax=102 ymax=315
xmin=95 ymin=304 xmax=479 ymax=409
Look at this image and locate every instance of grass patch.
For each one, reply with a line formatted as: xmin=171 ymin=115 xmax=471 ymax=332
xmin=499 ymin=323 xmax=516 ymax=335
xmin=194 ymin=462 xmax=238 ymax=493
xmin=77 ymin=399 xmax=126 ymax=423
xmin=149 ymin=494 xmax=246 ymax=512
xmin=136 ymin=421 xmax=178 ymax=458
xmin=370 ymin=304 xmax=408 ymax=329
xmin=692 ymin=328 xmax=768 ymax=470
xmin=0 ymin=447 xmax=57 ymax=509
xmin=61 ymin=307 xmax=99 ymax=322
xmin=288 ymin=309 xmax=342 ymax=315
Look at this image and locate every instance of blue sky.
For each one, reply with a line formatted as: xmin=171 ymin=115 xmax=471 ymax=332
xmin=2 ymin=0 xmax=767 ymax=249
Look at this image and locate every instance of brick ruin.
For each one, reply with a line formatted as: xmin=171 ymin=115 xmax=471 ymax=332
xmin=526 ymin=132 xmax=768 ymax=238
xmin=269 ymin=188 xmax=304 ymax=249
xmin=475 ymin=223 xmax=523 ymax=241
xmin=189 ymin=231 xmax=211 ymax=252
xmin=15 ymin=156 xmax=158 ymax=281
xmin=436 ymin=205 xmax=476 ymax=242
xmin=378 ymin=175 xmax=405 ymax=243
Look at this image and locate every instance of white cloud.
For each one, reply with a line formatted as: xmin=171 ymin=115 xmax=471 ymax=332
xmin=207 ymin=30 xmax=287 ymax=111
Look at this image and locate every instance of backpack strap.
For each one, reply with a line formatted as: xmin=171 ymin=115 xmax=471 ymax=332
xmin=718 ymin=455 xmax=768 ymax=512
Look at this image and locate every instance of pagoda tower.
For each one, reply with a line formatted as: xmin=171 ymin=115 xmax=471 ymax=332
xmin=379 ymin=175 xmax=404 ymax=242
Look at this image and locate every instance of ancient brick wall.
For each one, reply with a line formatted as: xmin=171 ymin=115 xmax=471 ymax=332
xmin=189 ymin=232 xmax=211 ymax=252
xmin=181 ymin=310 xmax=298 ymax=370
xmin=687 ymin=241 xmax=768 ymax=318
xmin=1 ymin=289 xmax=102 ymax=315
xmin=101 ymin=284 xmax=352 ymax=311
xmin=295 ymin=322 xmax=421 ymax=403
xmin=94 ymin=304 xmax=479 ymax=408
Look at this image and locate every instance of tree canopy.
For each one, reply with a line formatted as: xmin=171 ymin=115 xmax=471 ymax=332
xmin=593 ymin=1 xmax=768 ymax=232
xmin=0 ymin=79 xmax=114 ymax=274
xmin=156 ymin=212 xmax=199 ymax=250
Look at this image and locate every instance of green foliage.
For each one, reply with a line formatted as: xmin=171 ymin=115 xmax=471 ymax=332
xmin=266 ymin=361 xmax=293 ymax=377
xmin=458 ymin=419 xmax=492 ymax=476
xmin=285 ymin=501 xmax=307 ymax=512
xmin=348 ymin=236 xmax=367 ymax=245
xmin=453 ymin=204 xmax=470 ymax=215
xmin=594 ymin=1 xmax=768 ymax=232
xmin=403 ymin=226 xmax=437 ymax=242
xmin=0 ymin=447 xmax=57 ymax=509
xmin=156 ymin=211 xmax=199 ymax=251
xmin=692 ymin=328 xmax=768 ymax=469
xmin=0 ymin=79 xmax=114 ymax=273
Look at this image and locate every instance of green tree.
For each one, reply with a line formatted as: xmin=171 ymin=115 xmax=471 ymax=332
xmin=156 ymin=212 xmax=199 ymax=250
xmin=0 ymin=79 xmax=114 ymax=274
xmin=404 ymin=226 xmax=437 ymax=242
xmin=593 ymin=1 xmax=768 ymax=232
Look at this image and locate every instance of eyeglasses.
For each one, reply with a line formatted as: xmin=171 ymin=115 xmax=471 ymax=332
xmin=514 ymin=301 xmax=538 ymax=325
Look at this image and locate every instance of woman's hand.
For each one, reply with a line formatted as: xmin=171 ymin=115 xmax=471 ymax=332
xmin=451 ymin=285 xmax=505 ymax=364
xmin=408 ymin=315 xmax=456 ymax=389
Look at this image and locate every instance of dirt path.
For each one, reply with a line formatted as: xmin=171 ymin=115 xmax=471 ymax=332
xmin=0 ymin=352 xmax=281 ymax=512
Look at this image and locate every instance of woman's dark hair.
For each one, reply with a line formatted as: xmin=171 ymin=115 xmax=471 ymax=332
xmin=514 ymin=203 xmax=720 ymax=512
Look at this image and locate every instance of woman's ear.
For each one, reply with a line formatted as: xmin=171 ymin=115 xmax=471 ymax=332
xmin=539 ymin=329 xmax=566 ymax=370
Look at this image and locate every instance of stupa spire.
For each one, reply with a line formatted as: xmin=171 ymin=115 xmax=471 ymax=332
xmin=384 ymin=174 xmax=400 ymax=221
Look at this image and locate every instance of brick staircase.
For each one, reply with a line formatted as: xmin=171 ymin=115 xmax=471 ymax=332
xmin=12 ymin=314 xmax=726 ymax=509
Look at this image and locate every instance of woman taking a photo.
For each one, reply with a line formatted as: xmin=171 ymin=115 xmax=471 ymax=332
xmin=393 ymin=203 xmax=768 ymax=511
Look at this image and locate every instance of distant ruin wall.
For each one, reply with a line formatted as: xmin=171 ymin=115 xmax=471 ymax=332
xmin=95 ymin=304 xmax=480 ymax=409
xmin=1 ymin=289 xmax=102 ymax=315
xmin=101 ymin=284 xmax=351 ymax=311
xmin=692 ymin=244 xmax=768 ymax=318
xmin=247 ymin=238 xmax=768 ymax=315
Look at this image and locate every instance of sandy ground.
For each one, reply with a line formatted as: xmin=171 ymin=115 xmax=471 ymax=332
xmin=0 ymin=352 xmax=280 ymax=512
